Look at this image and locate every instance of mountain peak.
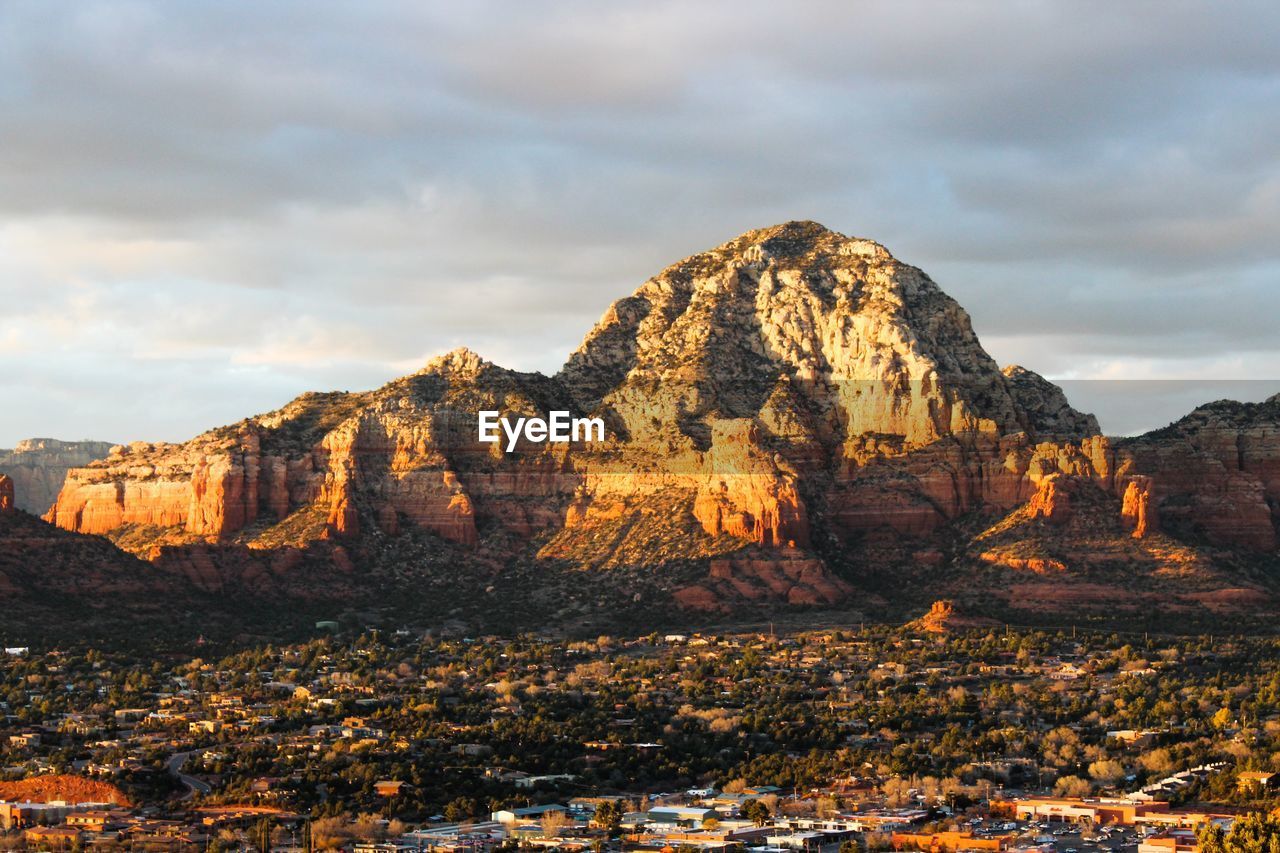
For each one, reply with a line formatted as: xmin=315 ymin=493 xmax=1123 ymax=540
xmin=660 ymin=221 xmax=891 ymax=280
xmin=733 ymin=220 xmax=888 ymax=260
xmin=417 ymin=347 xmax=492 ymax=377
xmin=561 ymin=221 xmax=1095 ymax=444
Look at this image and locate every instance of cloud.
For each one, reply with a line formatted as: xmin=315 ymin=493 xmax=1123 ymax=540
xmin=1 ymin=0 xmax=1278 ymax=445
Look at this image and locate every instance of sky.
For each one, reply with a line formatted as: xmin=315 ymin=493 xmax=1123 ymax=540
xmin=2 ymin=0 xmax=1278 ymax=446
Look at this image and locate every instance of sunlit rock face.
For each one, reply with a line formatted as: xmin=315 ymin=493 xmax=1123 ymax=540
xmin=43 ymin=223 xmax=1280 ymax=614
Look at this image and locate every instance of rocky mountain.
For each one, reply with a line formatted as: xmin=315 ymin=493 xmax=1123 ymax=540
xmin=0 ymin=438 xmax=114 ymax=515
xmin=29 ymin=222 xmax=1280 ymax=639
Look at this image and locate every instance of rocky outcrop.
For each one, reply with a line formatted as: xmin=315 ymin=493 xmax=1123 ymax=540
xmin=1026 ymin=474 xmax=1073 ymax=525
xmin=1121 ymin=475 xmax=1158 ymax=538
xmin=48 ymin=350 xmax=573 ymax=553
xmin=0 ymin=475 xmax=13 ymax=513
xmin=47 ymin=433 xmax=277 ymax=538
xmin=561 ymin=221 xmax=1099 ymax=455
xmin=913 ymin=600 xmax=1000 ymax=633
xmin=0 ymin=439 xmax=113 ymax=515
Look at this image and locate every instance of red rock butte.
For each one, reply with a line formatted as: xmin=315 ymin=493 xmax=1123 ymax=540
xmin=37 ymin=222 xmax=1280 ymax=615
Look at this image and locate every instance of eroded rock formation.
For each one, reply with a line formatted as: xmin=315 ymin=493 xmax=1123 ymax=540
xmin=41 ymin=222 xmax=1280 ymax=618
xmin=1121 ymin=475 xmax=1158 ymax=538
xmin=1026 ymin=474 xmax=1073 ymax=525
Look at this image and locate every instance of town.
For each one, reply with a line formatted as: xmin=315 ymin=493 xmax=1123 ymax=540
xmin=3 ymin=626 xmax=1280 ymax=853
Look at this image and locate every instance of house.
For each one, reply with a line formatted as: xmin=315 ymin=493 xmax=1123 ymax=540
xmin=514 ymin=773 xmax=577 ymax=789
xmin=1236 ymin=771 xmax=1278 ymax=792
xmin=647 ymin=806 xmax=718 ymax=827
xmin=66 ymin=809 xmax=128 ymax=832
xmin=249 ymin=777 xmax=282 ymax=795
xmin=491 ymin=804 xmax=568 ymax=825
xmin=24 ymin=826 xmax=83 ymax=847
xmin=9 ymin=731 xmax=41 ymax=748
xmin=375 ymin=780 xmax=409 ymax=797
xmin=1108 ymin=730 xmax=1157 ymax=749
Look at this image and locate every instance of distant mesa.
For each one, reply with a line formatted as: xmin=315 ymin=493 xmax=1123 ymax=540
xmin=0 ymin=438 xmax=115 ymax=515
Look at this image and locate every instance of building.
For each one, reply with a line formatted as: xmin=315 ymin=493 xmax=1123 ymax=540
xmin=646 ymin=806 xmax=719 ymax=827
xmin=491 ymin=804 xmax=568 ymax=825
xmin=892 ymin=831 xmax=1012 ymax=852
xmin=1236 ymin=772 xmax=1278 ymax=793
xmin=1138 ymin=829 xmax=1201 ymax=853
xmin=1006 ymin=797 xmax=1170 ymax=826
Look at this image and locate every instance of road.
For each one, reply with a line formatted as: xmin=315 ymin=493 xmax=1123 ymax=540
xmin=166 ymin=750 xmax=212 ymax=799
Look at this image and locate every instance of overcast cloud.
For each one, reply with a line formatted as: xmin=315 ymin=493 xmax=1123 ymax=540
xmin=2 ymin=0 xmax=1278 ymax=445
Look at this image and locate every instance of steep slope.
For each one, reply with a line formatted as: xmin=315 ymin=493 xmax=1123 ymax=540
xmin=0 ymin=438 xmax=114 ymax=514
xmin=553 ymin=221 xmax=1103 ymax=552
xmin=0 ymin=498 xmax=216 ymax=648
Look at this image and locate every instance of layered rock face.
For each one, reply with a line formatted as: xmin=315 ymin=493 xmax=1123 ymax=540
xmin=561 ymin=221 xmax=1098 ymax=451
xmin=691 ymin=420 xmax=809 ymax=548
xmin=1026 ymin=474 xmax=1074 ymax=525
xmin=49 ymin=349 xmax=581 ymax=555
xmin=0 ymin=439 xmax=114 ymax=515
xmin=1115 ymin=396 xmax=1280 ymax=551
xmin=43 ymin=222 xmax=1280 ymax=617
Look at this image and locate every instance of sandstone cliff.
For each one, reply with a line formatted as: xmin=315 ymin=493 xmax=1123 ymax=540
xmin=0 ymin=438 xmax=114 ymax=514
xmin=40 ymin=222 xmax=1280 ymax=625
xmin=48 ymin=349 xmax=581 ymax=555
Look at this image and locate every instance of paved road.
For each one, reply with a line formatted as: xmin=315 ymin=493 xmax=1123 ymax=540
xmin=166 ymin=750 xmax=212 ymax=799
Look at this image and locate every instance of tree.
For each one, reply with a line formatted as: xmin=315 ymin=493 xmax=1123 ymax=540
xmin=1198 ymin=812 xmax=1280 ymax=853
xmin=1088 ymin=760 xmax=1126 ymax=786
xmin=444 ymin=797 xmax=479 ymax=823
xmin=1140 ymin=749 xmax=1175 ymax=776
xmin=540 ymin=811 xmax=570 ymax=839
xmin=594 ymin=800 xmax=623 ymax=835
xmin=741 ymin=799 xmax=770 ymax=827
xmin=881 ymin=777 xmax=914 ymax=808
xmin=1054 ymin=776 xmax=1092 ymax=798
